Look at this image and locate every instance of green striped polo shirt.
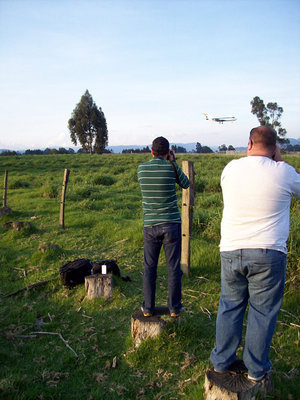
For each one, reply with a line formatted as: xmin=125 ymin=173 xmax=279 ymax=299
xmin=138 ymin=157 xmax=190 ymax=226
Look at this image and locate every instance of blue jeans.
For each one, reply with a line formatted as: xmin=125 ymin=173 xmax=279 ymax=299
xmin=142 ymin=223 xmax=183 ymax=314
xmin=210 ymin=249 xmax=286 ymax=380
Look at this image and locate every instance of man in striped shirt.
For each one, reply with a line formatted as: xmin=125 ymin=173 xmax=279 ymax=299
xmin=138 ymin=136 xmax=189 ymax=317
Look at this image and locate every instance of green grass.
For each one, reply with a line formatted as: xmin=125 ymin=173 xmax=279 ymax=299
xmin=0 ymin=153 xmax=299 ymax=399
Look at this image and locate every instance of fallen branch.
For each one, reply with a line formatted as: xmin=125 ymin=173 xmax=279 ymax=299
xmin=15 ymin=335 xmax=37 ymax=338
xmin=278 ymin=321 xmax=300 ymax=328
xmin=178 ymin=377 xmax=192 ymax=389
xmin=290 ymin=323 xmax=300 ymax=328
xmin=101 ymin=238 xmax=129 ymax=253
xmin=277 ymin=321 xmax=290 ymax=327
xmin=280 ymin=309 xmax=298 ymax=319
xmin=184 ymin=289 xmax=208 ymax=296
xmin=200 ymin=306 xmax=212 ymax=319
xmin=195 ymin=276 xmax=209 ymax=281
xmin=3 ymin=278 xmax=54 ymax=298
xmin=183 ymin=293 xmax=198 ymax=299
xmin=82 ymin=314 xmax=93 ymax=319
xmin=31 ymin=331 xmax=78 ymax=358
xmin=157 ymin=392 xmax=172 ymax=400
xmin=270 ymin=345 xmax=284 ymax=361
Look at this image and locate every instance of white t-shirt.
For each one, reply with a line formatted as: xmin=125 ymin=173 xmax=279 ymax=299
xmin=220 ymin=156 xmax=300 ymax=253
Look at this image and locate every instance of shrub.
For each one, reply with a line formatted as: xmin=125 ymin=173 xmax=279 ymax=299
xmin=92 ymin=175 xmax=116 ymax=186
xmin=41 ymin=182 xmax=59 ymax=198
xmin=8 ymin=179 xmax=30 ymax=189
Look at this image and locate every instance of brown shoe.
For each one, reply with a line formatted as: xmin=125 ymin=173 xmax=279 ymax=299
xmin=141 ymin=307 xmax=152 ymax=317
xmin=170 ymin=312 xmax=180 ymax=318
xmin=143 ymin=312 xmax=152 ymax=317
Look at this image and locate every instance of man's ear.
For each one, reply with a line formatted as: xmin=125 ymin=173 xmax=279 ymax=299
xmin=248 ymin=139 xmax=253 ymax=151
xmin=151 ymin=148 xmax=154 ymax=156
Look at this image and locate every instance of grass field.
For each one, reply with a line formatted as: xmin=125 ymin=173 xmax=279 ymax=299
xmin=0 ymin=153 xmax=299 ymax=400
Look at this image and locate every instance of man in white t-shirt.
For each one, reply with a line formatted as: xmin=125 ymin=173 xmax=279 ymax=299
xmin=210 ymin=126 xmax=300 ymax=382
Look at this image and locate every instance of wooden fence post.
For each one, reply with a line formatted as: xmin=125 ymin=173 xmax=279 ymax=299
xmin=59 ymin=169 xmax=70 ymax=228
xmin=181 ymin=161 xmax=195 ymax=275
xmin=3 ymin=170 xmax=8 ymax=208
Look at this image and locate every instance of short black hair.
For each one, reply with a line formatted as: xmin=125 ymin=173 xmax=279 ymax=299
xmin=152 ymin=136 xmax=169 ymax=156
xmin=250 ymin=126 xmax=277 ymax=150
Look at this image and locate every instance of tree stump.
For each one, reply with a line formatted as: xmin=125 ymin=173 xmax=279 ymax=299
xmin=39 ymin=243 xmax=60 ymax=253
xmin=204 ymin=360 xmax=273 ymax=400
xmin=131 ymin=307 xmax=171 ymax=348
xmin=0 ymin=206 xmax=12 ymax=218
xmin=85 ymin=274 xmax=113 ymax=299
xmin=3 ymin=221 xmax=31 ymax=231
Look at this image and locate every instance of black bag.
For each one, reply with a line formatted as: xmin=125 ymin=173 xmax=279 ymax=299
xmin=60 ymin=258 xmax=93 ymax=288
xmin=92 ymin=260 xmax=131 ymax=282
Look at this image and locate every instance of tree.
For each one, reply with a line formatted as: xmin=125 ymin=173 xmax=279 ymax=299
xmin=283 ymin=143 xmax=300 ymax=153
xmin=228 ymin=145 xmax=235 ymax=151
xmin=250 ymin=96 xmax=288 ymax=143
xmin=218 ymin=144 xmax=227 ymax=152
xmin=0 ymin=150 xmax=18 ymax=156
xmin=122 ymin=146 xmax=151 ymax=154
xmin=25 ymin=149 xmax=44 ymax=155
xmin=201 ymin=146 xmax=213 ymax=153
xmin=196 ymin=142 xmax=202 ymax=153
xmin=196 ymin=142 xmax=213 ymax=153
xmin=77 ymin=148 xmax=89 ymax=154
xmin=68 ymin=90 xmax=108 ymax=154
xmin=171 ymin=145 xmax=187 ymax=153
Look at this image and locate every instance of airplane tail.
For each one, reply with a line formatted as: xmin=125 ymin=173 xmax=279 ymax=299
xmin=204 ymin=113 xmax=211 ymax=120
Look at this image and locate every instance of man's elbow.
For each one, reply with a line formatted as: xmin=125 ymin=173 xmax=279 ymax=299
xmin=182 ymin=180 xmax=190 ymax=189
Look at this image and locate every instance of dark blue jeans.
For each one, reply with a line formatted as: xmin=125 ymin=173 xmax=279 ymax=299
xmin=210 ymin=249 xmax=286 ymax=380
xmin=142 ymin=223 xmax=183 ymax=314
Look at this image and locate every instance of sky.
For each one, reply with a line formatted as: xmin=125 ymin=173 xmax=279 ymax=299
xmin=0 ymin=0 xmax=300 ymax=151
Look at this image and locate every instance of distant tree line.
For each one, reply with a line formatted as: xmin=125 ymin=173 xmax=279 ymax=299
xmin=2 ymin=141 xmax=299 ymax=157
xmin=218 ymin=144 xmax=236 ymax=152
xmin=171 ymin=145 xmax=187 ymax=153
xmin=0 ymin=147 xmax=112 ymax=156
xmin=122 ymin=146 xmax=151 ymax=154
xmin=282 ymin=143 xmax=300 ymax=152
xmin=0 ymin=150 xmax=19 ymax=156
xmin=25 ymin=147 xmax=75 ymax=155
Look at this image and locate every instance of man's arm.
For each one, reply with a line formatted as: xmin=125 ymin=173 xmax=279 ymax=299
xmin=274 ymin=144 xmax=300 ymax=174
xmin=172 ymin=162 xmax=189 ymax=188
xmin=167 ymin=152 xmax=189 ymax=189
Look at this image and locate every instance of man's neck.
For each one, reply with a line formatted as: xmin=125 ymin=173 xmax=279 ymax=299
xmin=247 ymin=148 xmax=273 ymax=159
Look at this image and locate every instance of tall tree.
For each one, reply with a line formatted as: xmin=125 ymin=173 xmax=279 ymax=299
xmin=218 ymin=144 xmax=227 ymax=152
xmin=195 ymin=142 xmax=213 ymax=153
xmin=196 ymin=142 xmax=202 ymax=153
xmin=68 ymin=90 xmax=108 ymax=154
xmin=250 ymin=96 xmax=287 ymax=143
xmin=171 ymin=145 xmax=187 ymax=153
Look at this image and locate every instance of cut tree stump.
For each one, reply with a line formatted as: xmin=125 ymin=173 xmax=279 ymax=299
xmin=3 ymin=221 xmax=31 ymax=231
xmin=85 ymin=274 xmax=113 ymax=299
xmin=39 ymin=243 xmax=60 ymax=253
xmin=204 ymin=360 xmax=273 ymax=400
xmin=0 ymin=206 xmax=12 ymax=218
xmin=131 ymin=307 xmax=172 ymax=348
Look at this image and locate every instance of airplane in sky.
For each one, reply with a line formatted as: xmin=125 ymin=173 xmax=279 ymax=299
xmin=204 ymin=113 xmax=237 ymax=124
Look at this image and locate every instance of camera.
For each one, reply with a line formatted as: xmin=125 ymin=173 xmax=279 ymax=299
xmin=167 ymin=150 xmax=175 ymax=161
